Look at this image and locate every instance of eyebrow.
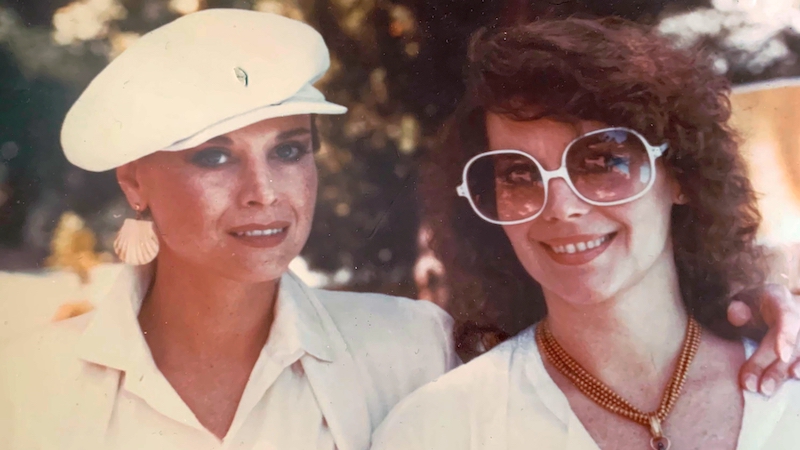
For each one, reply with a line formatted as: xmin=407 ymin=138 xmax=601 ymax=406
xmin=205 ymin=135 xmax=233 ymax=145
xmin=277 ymin=127 xmax=311 ymax=140
xmin=202 ymin=127 xmax=311 ymax=147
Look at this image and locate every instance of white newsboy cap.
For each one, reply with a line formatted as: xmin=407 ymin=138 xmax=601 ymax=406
xmin=61 ymin=9 xmax=346 ymax=172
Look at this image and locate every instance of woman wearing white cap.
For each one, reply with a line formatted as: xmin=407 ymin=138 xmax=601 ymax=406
xmin=0 ymin=9 xmax=457 ymax=450
xmin=0 ymin=8 xmax=796 ymax=450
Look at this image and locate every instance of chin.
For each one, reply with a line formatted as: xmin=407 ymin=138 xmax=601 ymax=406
xmin=220 ymin=264 xmax=287 ymax=284
xmin=544 ymin=282 xmax=610 ymax=305
xmin=561 ymin=288 xmax=614 ymax=306
xmin=535 ymin=265 xmax=623 ymax=305
xmin=205 ymin=252 xmax=292 ymax=283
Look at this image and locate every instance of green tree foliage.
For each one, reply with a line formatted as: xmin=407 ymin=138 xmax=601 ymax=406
xmin=1 ymin=0 xmax=798 ymax=295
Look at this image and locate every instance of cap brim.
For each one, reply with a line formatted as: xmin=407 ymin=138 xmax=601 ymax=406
xmin=164 ymin=99 xmax=347 ymax=151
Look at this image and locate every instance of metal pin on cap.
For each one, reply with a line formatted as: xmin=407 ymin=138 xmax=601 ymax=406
xmin=234 ymin=67 xmax=248 ymax=86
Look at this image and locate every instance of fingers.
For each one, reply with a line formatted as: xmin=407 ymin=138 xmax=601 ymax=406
xmin=758 ymin=359 xmax=792 ymax=396
xmin=760 ymin=284 xmax=800 ymax=362
xmin=741 ymin=322 xmax=800 ymax=396
xmin=732 ymin=286 xmax=800 ymax=395
xmin=727 ymin=300 xmax=752 ymax=327
xmin=740 ymin=333 xmax=773 ymax=393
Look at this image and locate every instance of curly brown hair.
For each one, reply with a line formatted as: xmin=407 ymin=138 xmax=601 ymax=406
xmin=422 ymin=17 xmax=766 ymax=360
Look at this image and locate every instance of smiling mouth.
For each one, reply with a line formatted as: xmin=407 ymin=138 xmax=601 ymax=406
xmin=228 ymin=222 xmax=291 ymax=249
xmin=231 ymin=227 xmax=287 ymax=237
xmin=543 ymin=233 xmax=616 ymax=255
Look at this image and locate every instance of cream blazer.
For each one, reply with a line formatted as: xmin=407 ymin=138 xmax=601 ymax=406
xmin=0 ymin=266 xmax=459 ymax=450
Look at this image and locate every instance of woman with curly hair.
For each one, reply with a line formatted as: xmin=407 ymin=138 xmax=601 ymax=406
xmin=372 ymin=17 xmax=800 ymax=450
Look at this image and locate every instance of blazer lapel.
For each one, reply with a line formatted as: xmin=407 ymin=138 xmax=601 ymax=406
xmin=56 ymin=363 xmax=120 ymax=450
xmin=302 ymin=352 xmax=372 ymax=450
xmin=56 ymin=265 xmax=139 ymax=450
xmin=286 ymin=273 xmax=372 ymax=450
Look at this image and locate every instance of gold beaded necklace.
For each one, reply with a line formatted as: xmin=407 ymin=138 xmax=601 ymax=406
xmin=535 ymin=318 xmax=701 ymax=450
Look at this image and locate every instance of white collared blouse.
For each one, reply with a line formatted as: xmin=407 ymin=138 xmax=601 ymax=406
xmin=372 ymin=324 xmax=800 ymax=450
xmin=97 ymin=265 xmax=338 ymax=449
xmin=0 ymin=265 xmax=459 ymax=450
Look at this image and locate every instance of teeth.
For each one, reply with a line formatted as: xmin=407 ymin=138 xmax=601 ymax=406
xmin=549 ymin=235 xmax=610 ymax=254
xmin=235 ymin=228 xmax=284 ymax=237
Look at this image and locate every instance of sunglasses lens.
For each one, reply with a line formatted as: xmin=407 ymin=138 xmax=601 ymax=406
xmin=465 ymin=153 xmax=545 ymax=222
xmin=566 ymin=129 xmax=653 ymax=203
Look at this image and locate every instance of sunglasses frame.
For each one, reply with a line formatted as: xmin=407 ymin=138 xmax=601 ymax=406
xmin=456 ymin=127 xmax=668 ymax=226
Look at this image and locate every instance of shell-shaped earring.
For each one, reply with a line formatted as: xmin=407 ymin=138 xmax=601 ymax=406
xmin=114 ymin=204 xmax=159 ymax=265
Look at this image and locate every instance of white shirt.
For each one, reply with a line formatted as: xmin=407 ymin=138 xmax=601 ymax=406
xmin=82 ymin=266 xmax=336 ymax=449
xmin=0 ymin=264 xmax=458 ymax=450
xmin=372 ymin=324 xmax=800 ymax=450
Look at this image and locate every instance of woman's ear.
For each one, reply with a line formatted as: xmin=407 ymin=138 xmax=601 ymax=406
xmin=669 ymin=176 xmax=689 ymax=205
xmin=116 ymin=162 xmax=146 ymax=210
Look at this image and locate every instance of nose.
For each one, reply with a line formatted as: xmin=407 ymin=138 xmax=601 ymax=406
xmin=539 ymin=177 xmax=590 ymax=222
xmin=237 ymin=158 xmax=278 ymax=208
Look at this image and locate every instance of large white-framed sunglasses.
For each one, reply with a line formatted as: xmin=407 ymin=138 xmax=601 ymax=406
xmin=456 ymin=127 xmax=668 ymax=225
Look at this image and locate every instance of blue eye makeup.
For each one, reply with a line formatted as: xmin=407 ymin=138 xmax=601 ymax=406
xmin=190 ymin=147 xmax=232 ymax=167
xmin=271 ymin=141 xmax=311 ymax=163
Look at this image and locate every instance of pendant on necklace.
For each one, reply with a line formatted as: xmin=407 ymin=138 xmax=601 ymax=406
xmin=648 ymin=416 xmax=671 ymax=450
xmin=650 ymin=436 xmax=671 ymax=450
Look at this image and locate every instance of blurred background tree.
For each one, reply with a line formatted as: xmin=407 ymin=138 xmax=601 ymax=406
xmin=1 ymin=0 xmax=799 ymax=298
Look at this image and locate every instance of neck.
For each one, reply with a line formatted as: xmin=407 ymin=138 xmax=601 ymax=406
xmin=139 ymin=250 xmax=279 ymax=357
xmin=543 ymin=252 xmax=689 ymax=394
